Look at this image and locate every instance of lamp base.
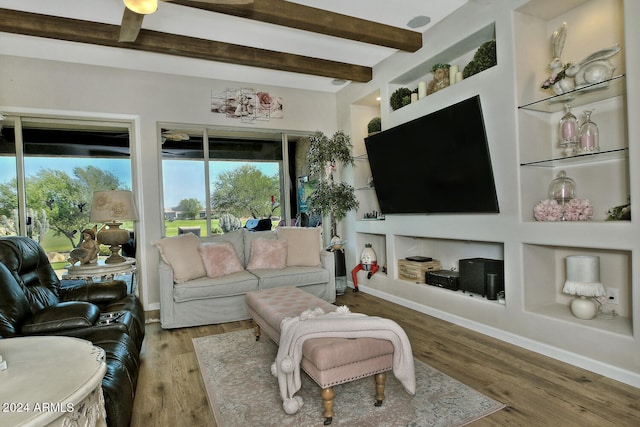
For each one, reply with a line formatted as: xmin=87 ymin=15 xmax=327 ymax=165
xmin=570 ymin=295 xmax=598 ymax=320
xmin=98 ymin=222 xmax=130 ymax=265
xmin=104 ymin=245 xmax=126 ymax=264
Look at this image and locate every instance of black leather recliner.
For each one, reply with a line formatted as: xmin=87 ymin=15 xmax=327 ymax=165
xmin=0 ymin=236 xmax=145 ymax=427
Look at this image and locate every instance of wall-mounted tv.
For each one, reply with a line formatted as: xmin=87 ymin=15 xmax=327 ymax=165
xmin=365 ymin=95 xmax=499 ymax=214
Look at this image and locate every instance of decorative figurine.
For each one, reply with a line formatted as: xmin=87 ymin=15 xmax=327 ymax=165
xmin=427 ymin=64 xmax=451 ymax=95
xmin=541 ymin=22 xmax=575 ymax=95
xmin=68 ymin=226 xmax=100 ymax=265
xmin=565 ymin=44 xmax=621 ymax=88
xmin=350 ymin=243 xmax=379 ymax=292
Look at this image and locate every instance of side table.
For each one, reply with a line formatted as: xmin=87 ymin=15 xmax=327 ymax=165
xmin=0 ymin=336 xmax=107 ymax=427
xmin=63 ymin=258 xmax=137 ymax=294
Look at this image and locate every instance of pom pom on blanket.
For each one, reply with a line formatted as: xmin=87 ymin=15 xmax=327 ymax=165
xmin=300 ymin=307 xmax=325 ymax=320
xmin=335 ymin=305 xmax=351 ymax=314
xmin=280 ymin=356 xmax=295 ymax=374
xmin=283 ymin=396 xmax=304 ymax=414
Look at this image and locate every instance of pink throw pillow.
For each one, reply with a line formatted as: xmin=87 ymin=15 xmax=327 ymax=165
xmin=246 ymin=238 xmax=287 ymax=270
xmin=198 ymin=242 xmax=244 ymax=278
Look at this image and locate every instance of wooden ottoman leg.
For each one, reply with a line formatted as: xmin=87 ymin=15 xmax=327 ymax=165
xmin=252 ymin=320 xmax=261 ymax=341
xmin=374 ymin=372 xmax=386 ymax=407
xmin=321 ymin=387 xmax=334 ymax=425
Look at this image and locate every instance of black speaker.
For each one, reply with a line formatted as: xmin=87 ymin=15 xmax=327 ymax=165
xmin=458 ymin=258 xmax=503 ymax=297
xmin=486 ymin=273 xmax=500 ymax=300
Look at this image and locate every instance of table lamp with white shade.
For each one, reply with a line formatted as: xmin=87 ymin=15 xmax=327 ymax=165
xmin=90 ymin=190 xmax=138 ymax=264
xmin=562 ymin=255 xmax=606 ymax=320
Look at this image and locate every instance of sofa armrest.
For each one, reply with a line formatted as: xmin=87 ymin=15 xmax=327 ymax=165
xmin=320 ymin=250 xmax=336 ymax=302
xmin=158 ymin=260 xmax=177 ymax=328
xmin=60 ymin=280 xmax=127 ymax=305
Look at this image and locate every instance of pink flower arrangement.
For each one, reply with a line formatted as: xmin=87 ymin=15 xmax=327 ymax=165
xmin=533 ymin=198 xmax=593 ymax=221
xmin=563 ymin=198 xmax=593 ymax=221
xmin=533 ymin=199 xmax=563 ymax=221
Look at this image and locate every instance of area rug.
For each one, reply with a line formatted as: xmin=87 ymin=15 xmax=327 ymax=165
xmin=193 ymin=329 xmax=505 ymax=427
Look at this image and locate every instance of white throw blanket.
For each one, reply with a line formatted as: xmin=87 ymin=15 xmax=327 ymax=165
xmin=271 ymin=307 xmax=416 ymax=415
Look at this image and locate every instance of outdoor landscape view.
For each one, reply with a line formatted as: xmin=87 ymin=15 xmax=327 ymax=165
xmin=0 ymin=154 xmax=281 ymax=270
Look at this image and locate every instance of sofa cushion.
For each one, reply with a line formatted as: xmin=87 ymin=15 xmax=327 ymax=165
xmin=172 ymin=271 xmax=259 ymax=302
xmin=152 ymin=233 xmax=206 ymax=283
xmin=247 ymin=238 xmax=288 ymax=270
xmin=243 ymin=229 xmax=277 ymax=265
xmin=276 ymin=227 xmax=322 ymax=267
xmin=200 ymin=229 xmax=245 ymax=267
xmin=198 ymin=241 xmax=245 ymax=278
xmin=21 ymin=301 xmax=101 ymax=335
xmin=252 ymin=266 xmax=330 ymax=290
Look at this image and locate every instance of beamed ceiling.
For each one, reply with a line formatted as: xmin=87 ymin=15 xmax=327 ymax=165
xmin=0 ymin=0 xmax=469 ymax=92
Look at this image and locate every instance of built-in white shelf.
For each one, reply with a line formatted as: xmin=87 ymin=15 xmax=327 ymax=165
xmin=520 ymin=147 xmax=628 ymax=167
xmin=518 ymin=74 xmax=626 ymax=113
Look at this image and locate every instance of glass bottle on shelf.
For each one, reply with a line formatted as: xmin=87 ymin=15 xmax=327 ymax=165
xmin=548 ymin=170 xmax=576 ymax=221
xmin=579 ymin=109 xmax=600 ymax=153
xmin=558 ymin=104 xmax=578 ymax=156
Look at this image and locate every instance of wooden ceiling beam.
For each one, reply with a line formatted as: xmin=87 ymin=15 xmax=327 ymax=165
xmin=0 ymin=8 xmax=372 ymax=82
xmin=170 ymin=0 xmax=423 ymax=52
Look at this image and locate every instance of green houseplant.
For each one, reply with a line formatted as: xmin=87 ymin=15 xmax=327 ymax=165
xmin=306 ymin=131 xmax=359 ymax=240
xmin=367 ymin=117 xmax=381 ymax=134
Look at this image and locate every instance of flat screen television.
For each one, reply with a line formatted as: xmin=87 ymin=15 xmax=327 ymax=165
xmin=365 ymin=95 xmax=499 ymax=214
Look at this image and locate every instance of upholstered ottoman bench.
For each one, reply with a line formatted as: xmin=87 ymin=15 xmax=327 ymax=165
xmin=246 ymin=286 xmax=395 ymax=425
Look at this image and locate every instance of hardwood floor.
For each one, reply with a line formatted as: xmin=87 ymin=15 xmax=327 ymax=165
xmin=130 ymin=291 xmax=640 ymax=426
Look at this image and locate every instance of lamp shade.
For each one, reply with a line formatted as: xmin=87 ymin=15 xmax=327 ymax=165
xmin=90 ymin=190 xmax=138 ymax=223
xmin=562 ymin=255 xmax=605 ymax=297
xmin=123 ymin=0 xmax=158 ymax=15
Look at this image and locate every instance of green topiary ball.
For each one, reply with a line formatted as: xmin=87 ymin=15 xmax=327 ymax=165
xmin=390 ymin=87 xmax=412 ymax=111
xmin=463 ymin=40 xmax=497 ymax=79
xmin=367 ymin=117 xmax=381 ymax=134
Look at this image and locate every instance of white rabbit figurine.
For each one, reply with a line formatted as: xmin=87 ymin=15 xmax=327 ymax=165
xmin=542 ymin=22 xmax=575 ymax=95
xmin=565 ymin=44 xmax=621 ymax=88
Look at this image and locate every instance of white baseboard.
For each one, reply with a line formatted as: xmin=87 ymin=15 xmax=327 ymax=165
xmin=358 ymin=285 xmax=640 ymax=389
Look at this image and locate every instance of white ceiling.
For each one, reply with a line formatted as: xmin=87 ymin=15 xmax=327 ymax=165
xmin=0 ymin=0 xmax=468 ymax=92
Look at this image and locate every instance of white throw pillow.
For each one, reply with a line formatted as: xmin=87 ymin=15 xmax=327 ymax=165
xmin=276 ymin=227 xmax=322 ymax=267
xmin=152 ymin=233 xmax=206 ymax=283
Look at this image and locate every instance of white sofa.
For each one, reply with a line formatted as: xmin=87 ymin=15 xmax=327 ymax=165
xmin=156 ymin=227 xmax=335 ymax=329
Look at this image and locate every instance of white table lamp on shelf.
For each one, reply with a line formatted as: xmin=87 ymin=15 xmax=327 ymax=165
xmin=90 ymin=190 xmax=138 ymax=264
xmin=562 ymin=255 xmax=606 ymax=320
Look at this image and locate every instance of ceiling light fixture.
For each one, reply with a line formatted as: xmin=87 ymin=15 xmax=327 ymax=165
xmin=123 ymin=0 xmax=158 ymax=15
xmin=407 ymin=15 xmax=431 ymax=29
xmin=331 ymin=79 xmax=348 ymax=86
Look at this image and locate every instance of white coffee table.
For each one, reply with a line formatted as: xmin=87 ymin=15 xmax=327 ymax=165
xmin=0 ymin=336 xmax=107 ymax=427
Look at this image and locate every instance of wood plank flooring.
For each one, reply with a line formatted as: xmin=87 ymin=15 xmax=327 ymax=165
xmin=130 ymin=291 xmax=640 ymax=426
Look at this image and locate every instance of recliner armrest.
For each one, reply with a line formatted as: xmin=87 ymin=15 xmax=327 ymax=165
xmin=60 ymin=280 xmax=127 ymax=304
xmin=21 ymin=301 xmax=100 ymax=335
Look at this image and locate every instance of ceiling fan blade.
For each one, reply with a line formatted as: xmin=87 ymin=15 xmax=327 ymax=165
xmin=119 ymin=8 xmax=145 ymax=42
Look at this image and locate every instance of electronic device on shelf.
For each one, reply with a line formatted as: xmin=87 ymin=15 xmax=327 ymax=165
xmin=364 ymin=95 xmax=499 ymax=215
xmin=426 ymin=270 xmax=459 ymax=291
xmin=405 ymin=256 xmax=433 ymax=262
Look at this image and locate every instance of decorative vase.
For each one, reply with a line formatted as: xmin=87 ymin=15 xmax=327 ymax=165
xmin=559 ymin=104 xmax=578 ymax=156
xmin=579 ymin=109 xmax=600 ymax=153
xmin=548 ymin=170 xmax=576 ymax=221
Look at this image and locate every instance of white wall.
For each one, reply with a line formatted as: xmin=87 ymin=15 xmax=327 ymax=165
xmin=0 ymin=55 xmax=338 ymax=309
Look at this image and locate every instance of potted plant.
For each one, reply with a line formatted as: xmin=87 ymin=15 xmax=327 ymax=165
xmin=306 ymin=131 xmax=359 ymax=241
xmin=390 ymin=87 xmax=412 ymax=110
xmin=367 ymin=117 xmax=381 ymax=135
